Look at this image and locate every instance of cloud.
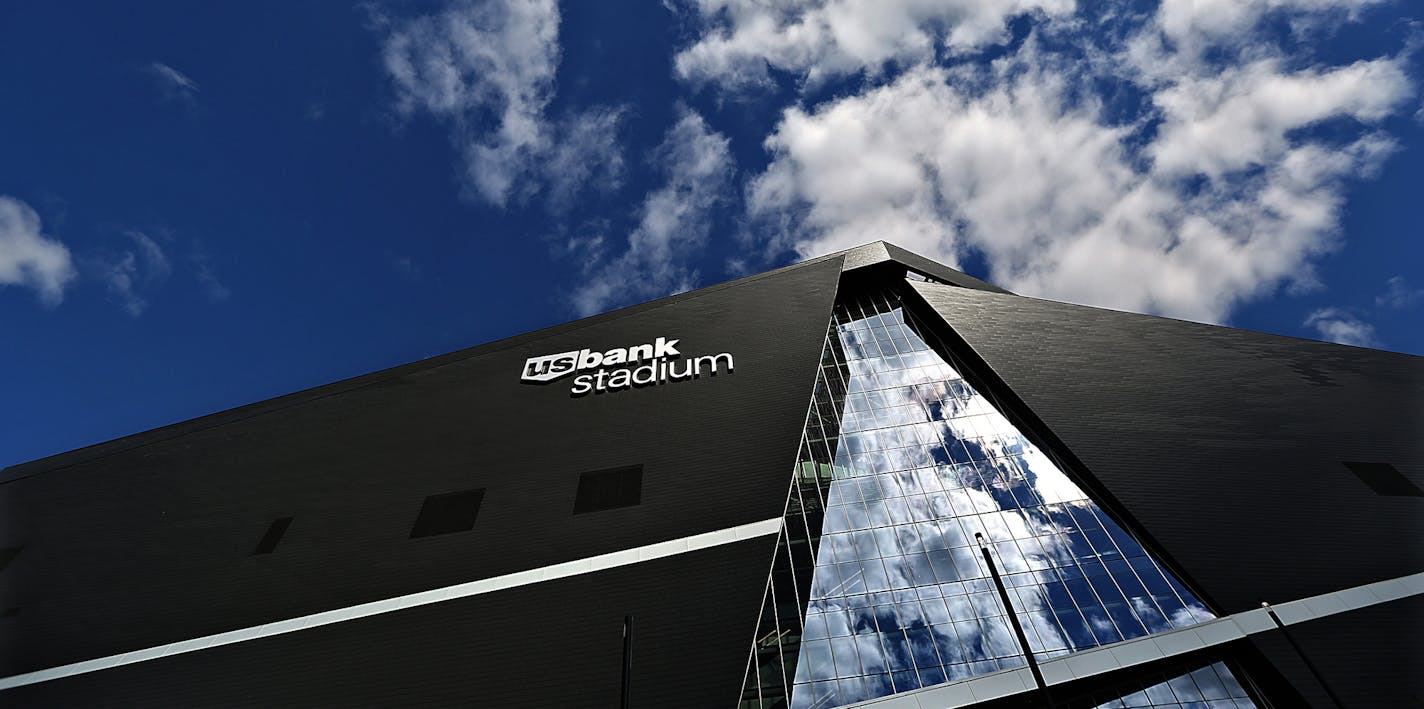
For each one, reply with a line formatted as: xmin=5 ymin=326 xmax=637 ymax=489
xmin=1376 ymin=275 xmax=1423 ymax=309
xmin=101 ymin=231 xmax=171 ymax=317
xmin=381 ymin=0 xmax=622 ymax=209
xmin=1148 ymin=59 xmax=1408 ymax=179
xmin=1151 ymin=0 xmax=1385 ymax=59
xmin=673 ymin=0 xmax=1075 ymax=89
xmin=735 ymin=2 xmax=1413 ymax=324
xmin=543 ymin=107 xmax=627 ymax=212
xmin=570 ymin=110 xmax=734 ymax=316
xmin=146 ymin=62 xmax=199 ymax=101
xmin=1305 ymin=307 xmax=1379 ymax=347
xmin=0 ymin=196 xmax=77 ymax=305
xmin=192 ymin=252 xmax=231 ymax=302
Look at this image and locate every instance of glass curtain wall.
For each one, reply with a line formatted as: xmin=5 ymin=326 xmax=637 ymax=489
xmin=1070 ymin=661 xmax=1258 ymax=708
xmin=739 ymin=323 xmax=849 ymax=708
xmin=740 ymin=287 xmax=1258 ymax=709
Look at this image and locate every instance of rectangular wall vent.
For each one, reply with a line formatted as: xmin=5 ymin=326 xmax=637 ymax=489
xmin=253 ymin=517 xmax=294 ymax=555
xmin=1343 ymin=462 xmax=1424 ymax=497
xmin=410 ymin=489 xmax=485 ymax=538
xmin=574 ymin=465 xmax=643 ymax=515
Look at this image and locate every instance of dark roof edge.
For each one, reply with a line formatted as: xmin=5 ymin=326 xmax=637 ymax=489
xmin=909 ymin=279 xmax=1424 ymax=359
xmin=879 ymin=242 xmax=1012 ymax=294
xmin=3 ymin=254 xmax=856 ymax=482
xmin=823 ymin=240 xmax=1011 ymax=294
xmin=3 ymin=241 xmax=1004 ymax=481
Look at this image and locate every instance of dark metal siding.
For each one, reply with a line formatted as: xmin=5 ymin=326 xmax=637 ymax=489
xmin=0 ymin=256 xmax=843 ymax=693
xmin=0 ymin=539 xmax=772 ymax=708
xmin=1249 ymin=593 xmax=1424 ymax=707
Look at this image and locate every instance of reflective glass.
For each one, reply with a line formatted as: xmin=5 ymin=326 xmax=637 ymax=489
xmin=739 ymin=289 xmax=1255 ymax=709
xmin=1085 ymin=661 xmax=1257 ymax=708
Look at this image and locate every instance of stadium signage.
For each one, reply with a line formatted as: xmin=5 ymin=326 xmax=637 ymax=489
xmin=521 ymin=337 xmax=734 ymax=396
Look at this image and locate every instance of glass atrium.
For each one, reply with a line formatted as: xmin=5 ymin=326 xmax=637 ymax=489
xmin=741 ymin=289 xmax=1258 ymax=708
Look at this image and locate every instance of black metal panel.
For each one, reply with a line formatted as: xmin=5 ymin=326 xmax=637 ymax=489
xmin=905 ymin=280 xmax=1424 ymax=616
xmin=573 ymin=465 xmax=643 ymax=515
xmin=1 ymin=538 xmax=773 ymax=708
xmin=0 ymin=256 xmax=843 ymax=678
xmin=1249 ymin=594 xmax=1424 ymax=708
xmin=409 ymin=489 xmax=485 ymax=538
xmin=1342 ymin=461 xmax=1424 ymax=497
xmin=252 ymin=516 xmax=294 ymax=555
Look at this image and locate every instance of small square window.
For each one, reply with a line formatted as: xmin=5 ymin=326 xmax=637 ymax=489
xmin=1343 ymin=462 xmax=1423 ymax=497
xmin=252 ymin=517 xmax=294 ymax=555
xmin=411 ymin=489 xmax=485 ymax=538
xmin=574 ymin=465 xmax=643 ymax=515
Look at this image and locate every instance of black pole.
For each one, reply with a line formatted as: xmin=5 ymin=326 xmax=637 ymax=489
xmin=1261 ymin=601 xmax=1345 ymax=709
xmin=977 ymin=533 xmax=1053 ymax=708
xmin=621 ymin=614 xmax=633 ymax=709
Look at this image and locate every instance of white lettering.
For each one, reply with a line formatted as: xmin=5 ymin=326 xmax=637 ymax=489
xmin=628 ymin=343 xmax=653 ymax=361
xmin=632 ymin=362 xmax=657 ymax=385
xmin=570 ymin=374 xmax=593 ymax=396
xmin=521 ymin=350 xmax=579 ymax=383
xmin=520 ymin=336 xmax=730 ymax=395
xmin=654 ymin=337 xmax=680 ymax=358
xmin=693 ymin=353 xmax=733 ymax=376
xmin=577 ymin=349 xmax=603 ymax=369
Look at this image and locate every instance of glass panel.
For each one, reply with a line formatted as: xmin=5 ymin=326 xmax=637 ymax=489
xmin=740 ymin=287 xmax=1256 ymax=709
xmin=1078 ymin=661 xmax=1259 ymax=708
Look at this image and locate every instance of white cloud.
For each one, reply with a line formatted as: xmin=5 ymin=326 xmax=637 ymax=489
xmin=1305 ymin=306 xmax=1379 ymax=347
xmin=571 ymin=110 xmax=733 ymax=316
xmin=102 ymin=231 xmax=171 ymax=317
xmin=674 ymin=0 xmax=1075 ymax=88
xmin=0 ymin=196 xmax=76 ymax=305
xmin=544 ymin=107 xmax=627 ymax=211
xmin=146 ymin=62 xmax=199 ymax=103
xmin=382 ymin=0 xmax=622 ymax=209
xmin=737 ymin=2 xmax=1413 ymax=324
xmin=384 ymin=0 xmax=557 ymax=206
xmin=1154 ymin=0 xmax=1383 ymax=57
xmin=1376 ymin=275 xmax=1423 ymax=309
xmin=192 ymin=252 xmax=231 ymax=302
xmin=1149 ymin=59 xmax=1409 ymax=179
xmin=148 ymin=62 xmax=198 ymax=92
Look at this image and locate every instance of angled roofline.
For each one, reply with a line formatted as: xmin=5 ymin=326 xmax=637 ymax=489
xmin=837 ymin=241 xmax=1011 ymax=294
xmin=2 ymin=241 xmax=1000 ymax=481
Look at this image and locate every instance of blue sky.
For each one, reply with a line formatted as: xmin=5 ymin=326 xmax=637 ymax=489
xmin=1 ymin=0 xmax=1420 ymax=468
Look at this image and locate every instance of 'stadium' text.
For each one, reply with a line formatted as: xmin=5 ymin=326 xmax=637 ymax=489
xmin=570 ymin=353 xmax=733 ymax=396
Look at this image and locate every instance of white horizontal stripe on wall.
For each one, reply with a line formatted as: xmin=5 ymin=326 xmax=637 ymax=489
xmin=0 ymin=516 xmax=784 ymax=692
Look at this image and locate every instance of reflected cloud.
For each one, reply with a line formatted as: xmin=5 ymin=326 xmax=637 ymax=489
xmin=1087 ymin=661 xmax=1256 ymax=708
xmin=786 ymin=294 xmax=1218 ymax=708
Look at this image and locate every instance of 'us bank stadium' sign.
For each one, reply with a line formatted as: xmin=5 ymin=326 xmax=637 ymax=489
xmin=521 ymin=337 xmax=734 ymax=396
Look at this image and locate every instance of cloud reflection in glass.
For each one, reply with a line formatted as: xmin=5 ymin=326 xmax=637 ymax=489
xmin=788 ymin=295 xmax=1220 ymax=708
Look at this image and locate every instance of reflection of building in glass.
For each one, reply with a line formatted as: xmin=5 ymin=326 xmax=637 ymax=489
xmin=2 ymin=242 xmax=1420 ymax=707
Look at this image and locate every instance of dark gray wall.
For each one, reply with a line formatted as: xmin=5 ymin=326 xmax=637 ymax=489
xmin=1249 ymin=593 xmax=1424 ymax=707
xmin=0 ymin=255 xmax=845 ymax=702
xmin=1 ymin=539 xmax=772 ymax=708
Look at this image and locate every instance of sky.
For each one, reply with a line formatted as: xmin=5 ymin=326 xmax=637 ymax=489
xmin=1 ymin=0 xmax=1421 ymax=468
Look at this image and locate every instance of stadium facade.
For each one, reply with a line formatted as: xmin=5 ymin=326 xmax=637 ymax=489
xmin=1 ymin=242 xmax=1421 ymax=708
